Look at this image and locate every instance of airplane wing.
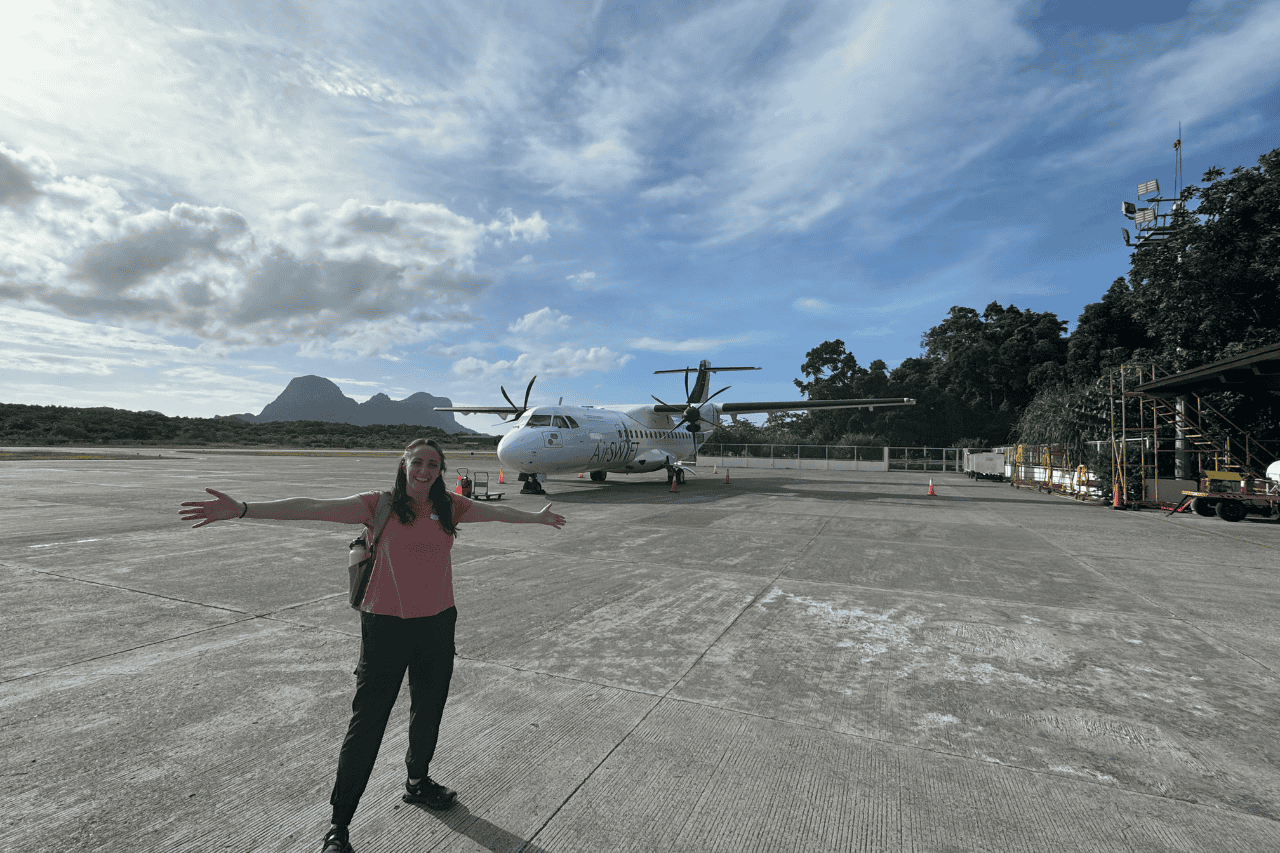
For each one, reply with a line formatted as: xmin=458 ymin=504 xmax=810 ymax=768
xmin=716 ymin=397 xmax=915 ymax=415
xmin=433 ymin=405 xmax=521 ymax=417
xmin=433 ymin=376 xmax=537 ymax=421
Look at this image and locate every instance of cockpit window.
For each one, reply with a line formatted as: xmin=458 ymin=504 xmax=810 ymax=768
xmin=564 ymin=416 xmax=580 ymax=429
xmin=552 ymin=415 xmax=570 ymax=429
xmin=528 ymin=414 xmax=553 ymax=427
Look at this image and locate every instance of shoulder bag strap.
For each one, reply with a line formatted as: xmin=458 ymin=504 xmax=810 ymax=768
xmin=369 ymin=491 xmax=394 ymax=547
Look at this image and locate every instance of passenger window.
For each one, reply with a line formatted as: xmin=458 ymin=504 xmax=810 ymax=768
xmin=528 ymin=414 xmax=553 ymax=427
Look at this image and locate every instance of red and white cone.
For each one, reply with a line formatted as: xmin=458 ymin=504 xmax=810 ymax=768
xmin=578 ymin=472 xmax=584 ymax=478
xmin=670 ymin=476 xmax=679 ymax=493
xmin=724 ymin=470 xmax=731 ymax=484
xmin=928 ymin=478 xmax=936 ymax=496
xmin=498 ymin=468 xmax=504 ymax=484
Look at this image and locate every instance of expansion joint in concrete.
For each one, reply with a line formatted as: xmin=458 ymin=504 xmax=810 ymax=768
xmin=519 ymin=520 xmax=835 ymax=849
xmin=9 ymin=566 xmax=249 ymax=616
xmin=0 ymin=615 xmax=258 ymax=685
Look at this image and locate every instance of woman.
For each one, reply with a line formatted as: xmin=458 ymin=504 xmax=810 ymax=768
xmin=179 ymin=439 xmax=566 ymax=853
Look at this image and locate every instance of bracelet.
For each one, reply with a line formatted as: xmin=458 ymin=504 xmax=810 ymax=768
xmin=239 ymin=501 xmax=248 ymax=518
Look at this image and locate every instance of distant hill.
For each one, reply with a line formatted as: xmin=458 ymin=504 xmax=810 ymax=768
xmin=0 ymin=400 xmax=494 ymax=448
xmin=240 ymin=376 xmax=476 ymax=434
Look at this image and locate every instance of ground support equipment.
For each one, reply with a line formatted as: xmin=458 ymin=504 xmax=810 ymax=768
xmin=469 ymin=471 xmax=503 ymax=501
xmin=1166 ymin=471 xmax=1280 ymax=521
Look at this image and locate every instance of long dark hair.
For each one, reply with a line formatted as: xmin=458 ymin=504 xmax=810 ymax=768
xmin=390 ymin=439 xmax=458 ymax=536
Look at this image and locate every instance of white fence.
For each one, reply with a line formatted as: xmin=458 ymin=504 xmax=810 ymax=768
xmin=697 ymin=445 xmax=962 ymax=473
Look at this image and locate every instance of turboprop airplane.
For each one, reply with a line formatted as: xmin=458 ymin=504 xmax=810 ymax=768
xmin=436 ymin=360 xmax=914 ymax=494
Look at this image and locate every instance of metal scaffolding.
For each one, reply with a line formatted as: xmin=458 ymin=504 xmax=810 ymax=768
xmin=1108 ymin=363 xmax=1271 ymax=509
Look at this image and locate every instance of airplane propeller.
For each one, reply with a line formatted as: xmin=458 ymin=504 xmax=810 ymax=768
xmin=498 ymin=375 xmax=536 ymax=420
xmin=652 ymin=384 xmax=731 ymax=432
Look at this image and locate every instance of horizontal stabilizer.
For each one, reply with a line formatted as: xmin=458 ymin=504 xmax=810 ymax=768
xmin=654 ymin=366 xmax=760 ymax=375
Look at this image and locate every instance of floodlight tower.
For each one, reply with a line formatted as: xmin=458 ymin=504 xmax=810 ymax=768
xmin=1119 ymin=125 xmax=1186 ymax=249
xmin=1117 ymin=129 xmax=1194 ymax=486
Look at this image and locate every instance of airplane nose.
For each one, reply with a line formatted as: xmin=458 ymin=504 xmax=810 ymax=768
xmin=497 ymin=430 xmax=538 ymax=469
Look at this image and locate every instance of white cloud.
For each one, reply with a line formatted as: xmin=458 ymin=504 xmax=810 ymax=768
xmin=328 ymin=377 xmax=389 ymax=389
xmin=640 ymin=175 xmax=709 ymax=205
xmin=0 ymin=150 xmax=551 ymax=354
xmin=563 ymin=269 xmax=607 ymax=292
xmin=793 ymin=297 xmax=834 ymax=314
xmin=508 ymin=307 xmax=571 ymax=336
xmin=0 ymin=307 xmax=196 ymax=360
xmin=519 ymin=137 xmax=645 ymax=197
xmin=486 ymin=209 xmax=550 ymax=246
xmin=0 ymin=307 xmax=286 ymax=415
xmin=451 ymin=347 xmax=632 ymax=382
xmin=710 ymin=1 xmax=1039 ymax=240
xmin=629 ymin=335 xmax=752 ymax=352
xmin=1064 ymin=1 xmax=1280 ymax=169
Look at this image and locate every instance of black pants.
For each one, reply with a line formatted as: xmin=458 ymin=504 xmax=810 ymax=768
xmin=329 ymin=607 xmax=457 ymax=826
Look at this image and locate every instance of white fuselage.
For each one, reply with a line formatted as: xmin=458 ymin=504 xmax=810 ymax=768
xmin=496 ymin=404 xmax=709 ymax=476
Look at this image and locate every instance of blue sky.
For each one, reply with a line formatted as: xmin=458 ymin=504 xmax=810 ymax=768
xmin=2 ymin=0 xmax=1278 ymax=433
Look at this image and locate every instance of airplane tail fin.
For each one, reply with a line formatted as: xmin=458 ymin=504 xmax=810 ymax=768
xmin=653 ymin=360 xmax=759 ymax=404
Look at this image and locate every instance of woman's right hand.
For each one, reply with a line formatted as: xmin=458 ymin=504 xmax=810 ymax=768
xmin=179 ymin=488 xmax=242 ymax=528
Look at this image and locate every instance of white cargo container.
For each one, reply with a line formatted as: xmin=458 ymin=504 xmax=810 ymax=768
xmin=964 ymin=450 xmax=1006 ymax=482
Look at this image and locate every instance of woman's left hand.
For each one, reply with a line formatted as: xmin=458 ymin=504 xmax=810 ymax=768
xmin=538 ymin=503 xmax=567 ymax=529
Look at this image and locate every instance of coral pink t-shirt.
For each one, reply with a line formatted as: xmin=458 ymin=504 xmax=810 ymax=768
xmin=357 ymin=490 xmax=472 ymax=618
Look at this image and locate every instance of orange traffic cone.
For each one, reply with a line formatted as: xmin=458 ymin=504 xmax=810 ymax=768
xmin=498 ymin=468 xmax=504 ymax=484
xmin=670 ymin=476 xmax=679 ymax=493
xmin=1112 ymin=483 xmax=1123 ymax=509
xmin=713 ymin=464 xmax=718 ymax=474
xmin=928 ymin=478 xmax=936 ymax=496
xmin=724 ymin=470 xmax=731 ymax=484
xmin=578 ymin=472 xmax=584 ymax=478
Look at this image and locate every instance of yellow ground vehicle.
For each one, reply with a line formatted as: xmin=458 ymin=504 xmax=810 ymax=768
xmin=1173 ymin=464 xmax=1280 ymax=522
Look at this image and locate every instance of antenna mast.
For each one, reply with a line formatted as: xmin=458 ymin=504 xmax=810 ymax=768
xmin=1173 ymin=121 xmax=1183 ymax=198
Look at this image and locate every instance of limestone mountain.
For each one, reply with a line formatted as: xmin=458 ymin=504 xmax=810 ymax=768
xmin=244 ymin=376 xmax=475 ymax=433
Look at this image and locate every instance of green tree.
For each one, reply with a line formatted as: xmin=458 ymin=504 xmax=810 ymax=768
xmin=790 ymin=302 xmax=1069 ymax=447
xmin=922 ymin=302 xmax=1068 ymax=417
xmin=794 ymin=340 xmax=907 ymax=442
xmin=1066 ymin=277 xmax=1159 ymax=383
xmin=1127 ymin=147 xmax=1280 ymax=369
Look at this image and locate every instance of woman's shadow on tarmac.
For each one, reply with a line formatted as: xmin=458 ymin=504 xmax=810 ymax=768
xmin=405 ymin=800 xmax=551 ymax=853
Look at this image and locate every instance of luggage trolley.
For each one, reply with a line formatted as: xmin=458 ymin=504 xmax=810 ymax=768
xmin=469 ymin=471 xmax=503 ymax=501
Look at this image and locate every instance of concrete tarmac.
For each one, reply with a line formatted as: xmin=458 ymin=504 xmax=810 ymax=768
xmin=2 ymin=451 xmax=1278 ymax=852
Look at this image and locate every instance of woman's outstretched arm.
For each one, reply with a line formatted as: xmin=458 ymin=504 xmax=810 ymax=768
xmin=459 ymin=501 xmax=566 ymax=529
xmin=179 ymin=488 xmax=371 ymax=528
